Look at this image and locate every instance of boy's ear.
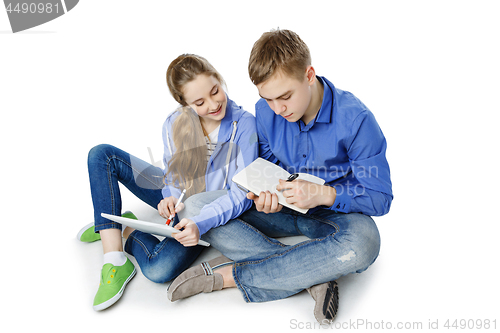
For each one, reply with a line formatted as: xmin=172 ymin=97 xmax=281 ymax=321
xmin=306 ymin=66 xmax=316 ymax=85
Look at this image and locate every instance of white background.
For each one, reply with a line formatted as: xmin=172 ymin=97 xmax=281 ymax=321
xmin=1 ymin=1 xmax=499 ymax=332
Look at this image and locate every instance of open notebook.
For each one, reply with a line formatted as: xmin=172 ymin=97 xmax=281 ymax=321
xmin=232 ymin=158 xmax=325 ymax=214
xmin=101 ymin=213 xmax=210 ymax=247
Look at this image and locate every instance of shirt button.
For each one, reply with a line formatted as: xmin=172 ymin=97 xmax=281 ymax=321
xmin=303 ymin=154 xmax=306 ymax=158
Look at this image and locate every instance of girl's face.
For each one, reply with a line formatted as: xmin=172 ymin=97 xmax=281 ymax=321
xmin=182 ymin=74 xmax=227 ymax=130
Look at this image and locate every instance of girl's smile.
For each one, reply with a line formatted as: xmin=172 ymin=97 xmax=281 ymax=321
xmin=183 ymin=74 xmax=227 ymax=130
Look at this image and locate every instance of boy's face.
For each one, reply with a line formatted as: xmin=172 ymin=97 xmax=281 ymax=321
xmin=256 ymin=69 xmax=313 ymax=123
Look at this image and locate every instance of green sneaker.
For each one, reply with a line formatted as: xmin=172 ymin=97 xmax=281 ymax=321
xmin=77 ymin=211 xmax=138 ymax=242
xmin=77 ymin=222 xmax=101 ymax=243
xmin=93 ymin=257 xmax=136 ymax=311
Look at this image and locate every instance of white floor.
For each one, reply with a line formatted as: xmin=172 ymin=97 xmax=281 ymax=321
xmin=2 ymin=1 xmax=499 ymax=332
xmin=67 ymin=195 xmax=497 ymax=332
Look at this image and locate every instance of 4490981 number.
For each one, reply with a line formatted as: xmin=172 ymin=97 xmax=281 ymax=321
xmin=444 ymin=319 xmax=496 ymax=330
xmin=6 ymin=2 xmax=61 ymax=14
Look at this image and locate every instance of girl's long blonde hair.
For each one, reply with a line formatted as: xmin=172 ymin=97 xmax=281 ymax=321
xmin=165 ymin=54 xmax=225 ymax=197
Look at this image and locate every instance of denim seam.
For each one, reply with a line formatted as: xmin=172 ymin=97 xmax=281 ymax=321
xmin=293 ymin=214 xmax=301 ymax=235
xmin=127 ymin=233 xmax=153 ymax=258
xmin=151 ymin=237 xmax=171 ymax=258
xmin=232 ymin=265 xmax=252 ymax=303
xmin=128 ymin=232 xmax=171 ymax=260
xmin=106 ymin=155 xmax=117 ymax=217
xmin=95 ymin=222 xmax=121 ymax=232
xmin=105 ymin=154 xmax=163 ymax=217
xmin=234 ymin=232 xmax=336 ymax=267
xmin=111 ymin=154 xmax=164 ymax=190
xmin=305 ymin=213 xmax=340 ymax=234
xmin=236 ymin=218 xmax=287 ymax=248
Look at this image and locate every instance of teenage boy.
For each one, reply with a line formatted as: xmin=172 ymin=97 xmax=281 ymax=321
xmin=168 ymin=29 xmax=393 ymax=324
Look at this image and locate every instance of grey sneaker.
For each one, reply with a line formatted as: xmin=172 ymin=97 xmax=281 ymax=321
xmin=167 ymin=255 xmax=231 ymax=301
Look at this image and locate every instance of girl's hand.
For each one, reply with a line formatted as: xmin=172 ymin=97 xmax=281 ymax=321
xmin=173 ymin=218 xmax=200 ymax=247
xmin=157 ymin=196 xmax=185 ymax=219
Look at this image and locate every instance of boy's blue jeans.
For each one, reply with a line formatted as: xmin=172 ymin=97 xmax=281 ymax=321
xmin=88 ymin=144 xmax=381 ymax=302
xmin=207 ymin=207 xmax=380 ymax=302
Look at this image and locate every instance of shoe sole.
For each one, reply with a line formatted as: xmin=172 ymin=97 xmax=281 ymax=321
xmin=76 ymin=222 xmax=96 ymax=241
xmin=93 ymin=267 xmax=137 ymax=311
xmin=322 ymin=280 xmax=339 ymax=320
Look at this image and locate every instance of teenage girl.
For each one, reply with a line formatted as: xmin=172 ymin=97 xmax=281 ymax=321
xmin=77 ymin=54 xmax=257 ymax=311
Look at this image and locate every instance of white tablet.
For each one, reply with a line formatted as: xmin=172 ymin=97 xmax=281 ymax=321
xmin=101 ymin=213 xmax=210 ymax=247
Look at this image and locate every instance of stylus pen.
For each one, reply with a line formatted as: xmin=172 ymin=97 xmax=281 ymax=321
xmin=165 ymin=189 xmax=186 ymax=225
xmin=279 ymin=174 xmax=299 ymax=194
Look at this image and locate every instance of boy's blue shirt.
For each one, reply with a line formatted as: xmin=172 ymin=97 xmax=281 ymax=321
xmin=162 ymin=97 xmax=258 ymax=235
xmin=255 ymin=76 xmax=393 ymax=216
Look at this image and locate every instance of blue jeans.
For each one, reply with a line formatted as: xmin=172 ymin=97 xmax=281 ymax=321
xmin=203 ymin=207 xmax=381 ymax=303
xmin=88 ymin=144 xmax=164 ymax=232
xmin=87 ymin=144 xmax=211 ymax=283
xmin=124 ymin=190 xmax=229 ymax=283
xmin=88 ymin=144 xmax=380 ymax=302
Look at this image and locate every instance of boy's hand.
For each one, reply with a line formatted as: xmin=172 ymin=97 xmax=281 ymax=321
xmin=276 ymin=179 xmax=336 ymax=209
xmin=173 ymin=218 xmax=200 ymax=247
xmin=247 ymin=191 xmax=283 ymax=214
xmin=157 ymin=196 xmax=185 ymax=219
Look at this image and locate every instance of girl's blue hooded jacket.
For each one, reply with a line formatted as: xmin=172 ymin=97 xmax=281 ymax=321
xmin=161 ymin=98 xmax=258 ymax=235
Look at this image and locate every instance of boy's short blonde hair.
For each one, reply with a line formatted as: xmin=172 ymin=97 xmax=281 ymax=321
xmin=248 ymin=29 xmax=311 ymax=85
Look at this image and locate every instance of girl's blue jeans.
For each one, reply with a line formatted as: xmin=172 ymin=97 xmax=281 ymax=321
xmin=88 ymin=144 xmax=205 ymax=282
xmin=88 ymin=144 xmax=381 ymax=303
